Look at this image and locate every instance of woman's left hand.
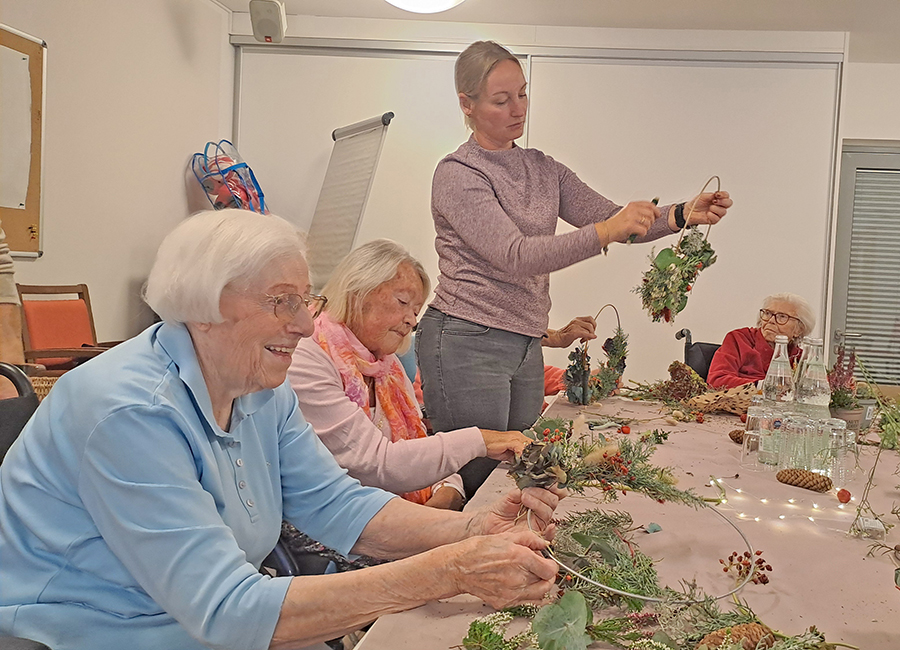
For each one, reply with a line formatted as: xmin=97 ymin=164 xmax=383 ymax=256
xmin=477 ymin=486 xmax=566 ymax=539
xmin=681 ymin=190 xmax=733 ymax=226
xmin=543 ymin=316 xmax=597 ymax=348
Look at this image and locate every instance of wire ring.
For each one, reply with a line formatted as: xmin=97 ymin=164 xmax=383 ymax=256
xmin=528 ymin=501 xmax=756 ymax=605
xmin=676 ymin=175 xmax=721 ymax=248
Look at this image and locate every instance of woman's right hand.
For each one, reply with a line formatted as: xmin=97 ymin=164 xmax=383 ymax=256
xmin=600 ymin=200 xmax=661 ymax=244
xmin=480 ymin=429 xmax=530 ymax=461
xmin=447 ymin=531 xmax=558 ymax=609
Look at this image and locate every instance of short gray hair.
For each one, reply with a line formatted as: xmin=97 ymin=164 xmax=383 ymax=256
xmin=456 ymin=40 xmax=522 ymax=131
xmin=144 ymin=209 xmax=306 ymax=324
xmin=759 ymin=292 xmax=816 ymax=338
xmin=322 ymin=239 xmax=430 ymax=329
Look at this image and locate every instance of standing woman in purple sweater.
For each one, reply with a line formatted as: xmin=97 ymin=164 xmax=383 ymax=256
xmin=416 ymin=40 xmax=732 ymax=500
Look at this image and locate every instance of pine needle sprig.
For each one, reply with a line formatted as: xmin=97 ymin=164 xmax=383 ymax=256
xmin=509 ymin=418 xmax=706 ymax=508
xmin=553 ymin=509 xmax=665 ymax=611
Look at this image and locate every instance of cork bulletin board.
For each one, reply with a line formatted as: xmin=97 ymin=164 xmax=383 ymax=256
xmin=0 ymin=24 xmax=45 ymax=255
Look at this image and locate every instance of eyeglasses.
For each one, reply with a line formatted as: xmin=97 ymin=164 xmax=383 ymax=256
xmin=265 ymin=293 xmax=327 ymax=321
xmin=759 ymin=308 xmax=800 ymax=326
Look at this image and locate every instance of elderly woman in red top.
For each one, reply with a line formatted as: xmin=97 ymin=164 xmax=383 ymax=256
xmin=707 ymin=293 xmax=815 ymax=389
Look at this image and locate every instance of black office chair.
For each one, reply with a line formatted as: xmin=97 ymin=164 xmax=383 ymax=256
xmin=0 ymin=363 xmax=52 ymax=650
xmin=675 ymin=329 xmax=720 ymax=382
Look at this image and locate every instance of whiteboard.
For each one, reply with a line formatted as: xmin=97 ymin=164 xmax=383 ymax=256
xmin=236 ymin=45 xmax=840 ymax=382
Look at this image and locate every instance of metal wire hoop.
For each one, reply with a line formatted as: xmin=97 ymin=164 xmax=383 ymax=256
xmin=528 ymin=500 xmax=756 ymax=605
xmin=675 ymin=174 xmax=721 ymax=248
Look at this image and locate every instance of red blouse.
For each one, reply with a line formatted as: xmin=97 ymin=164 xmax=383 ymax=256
xmin=707 ymin=327 xmax=801 ymax=389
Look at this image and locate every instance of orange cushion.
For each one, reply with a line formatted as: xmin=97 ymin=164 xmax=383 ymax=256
xmin=22 ymin=299 xmax=94 ymax=368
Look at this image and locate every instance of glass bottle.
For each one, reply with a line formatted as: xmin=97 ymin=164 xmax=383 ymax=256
xmin=760 ymin=335 xmax=794 ymax=465
xmin=792 ymin=336 xmax=812 ymax=385
xmin=794 ymin=338 xmax=830 ymax=419
xmin=762 ymin=335 xmax=795 ymax=407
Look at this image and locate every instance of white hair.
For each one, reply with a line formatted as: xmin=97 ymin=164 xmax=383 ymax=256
xmin=144 ymin=209 xmax=306 ymax=324
xmin=322 ymin=239 xmax=430 ymax=329
xmin=759 ymin=292 xmax=816 ymax=338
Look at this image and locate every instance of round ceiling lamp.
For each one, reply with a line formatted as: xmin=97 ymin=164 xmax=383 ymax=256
xmin=383 ymin=0 xmax=466 ymax=14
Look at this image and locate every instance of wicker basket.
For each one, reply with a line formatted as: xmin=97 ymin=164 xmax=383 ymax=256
xmin=30 ymin=376 xmax=59 ymax=401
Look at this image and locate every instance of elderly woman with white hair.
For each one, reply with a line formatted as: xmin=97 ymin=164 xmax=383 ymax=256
xmin=0 ymin=210 xmax=561 ymax=650
xmin=288 ymin=238 xmax=528 ymax=512
xmin=707 ymin=292 xmax=815 ymax=389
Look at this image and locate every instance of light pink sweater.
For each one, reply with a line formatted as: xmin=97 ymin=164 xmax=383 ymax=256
xmin=288 ymin=336 xmax=485 ymax=497
xmin=430 ymin=136 xmax=675 ymax=337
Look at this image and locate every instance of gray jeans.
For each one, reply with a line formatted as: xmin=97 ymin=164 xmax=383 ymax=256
xmin=416 ymin=307 xmax=544 ymax=499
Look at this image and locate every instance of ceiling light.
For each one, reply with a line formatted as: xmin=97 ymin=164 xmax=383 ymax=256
xmin=383 ymin=0 xmax=466 ymax=14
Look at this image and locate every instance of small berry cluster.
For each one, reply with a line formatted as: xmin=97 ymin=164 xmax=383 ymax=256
xmin=540 ymin=427 xmax=565 ymax=443
xmin=596 ymin=451 xmax=637 ymax=496
xmin=719 ymin=550 xmax=772 ymax=585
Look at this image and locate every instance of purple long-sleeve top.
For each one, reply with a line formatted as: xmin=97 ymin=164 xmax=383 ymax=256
xmin=429 ymin=136 xmax=675 ymax=337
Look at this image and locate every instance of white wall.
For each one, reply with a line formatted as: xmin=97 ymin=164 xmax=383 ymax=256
xmin=1 ymin=0 xmax=233 ymax=339
xmin=841 ymin=62 xmax=900 ymax=140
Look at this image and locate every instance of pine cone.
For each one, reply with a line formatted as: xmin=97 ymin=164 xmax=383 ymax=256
xmin=728 ymin=429 xmax=744 ymax=445
xmin=697 ymin=622 xmax=775 ymax=649
xmin=776 ymin=468 xmax=833 ymax=492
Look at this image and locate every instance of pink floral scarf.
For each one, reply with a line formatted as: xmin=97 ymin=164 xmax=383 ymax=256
xmin=313 ymin=312 xmax=431 ymax=504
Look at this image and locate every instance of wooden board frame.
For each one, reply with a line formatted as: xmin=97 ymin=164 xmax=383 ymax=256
xmin=0 ymin=25 xmax=45 ymax=255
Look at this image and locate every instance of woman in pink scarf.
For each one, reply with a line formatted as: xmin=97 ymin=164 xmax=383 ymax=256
xmin=288 ymin=239 xmax=528 ymax=511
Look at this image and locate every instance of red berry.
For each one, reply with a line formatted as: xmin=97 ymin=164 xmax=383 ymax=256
xmin=621 ymin=425 xmax=631 ymax=435
xmin=837 ymin=489 xmax=851 ymax=503
xmin=686 ymin=284 xmax=692 ymax=291
xmin=696 ymin=413 xmax=704 ymax=423
xmin=740 ymin=413 xmax=748 ymax=423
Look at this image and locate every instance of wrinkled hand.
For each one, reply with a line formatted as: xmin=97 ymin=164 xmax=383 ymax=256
xmin=604 ymin=200 xmax=661 ymax=243
xmin=543 ymin=316 xmax=597 ymax=348
xmin=481 ymin=429 xmax=531 ymax=462
xmin=448 ymin=531 xmax=558 ymax=609
xmin=683 ymin=190 xmax=732 ymax=226
xmin=478 ymin=487 xmax=566 ymax=540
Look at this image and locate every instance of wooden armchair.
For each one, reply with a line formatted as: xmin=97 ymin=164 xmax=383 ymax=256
xmin=16 ymin=284 xmax=118 ymax=376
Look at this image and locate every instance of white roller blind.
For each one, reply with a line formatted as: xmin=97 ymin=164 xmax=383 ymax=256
xmin=844 ymin=169 xmax=900 ymax=383
xmin=306 ymin=114 xmax=392 ymax=290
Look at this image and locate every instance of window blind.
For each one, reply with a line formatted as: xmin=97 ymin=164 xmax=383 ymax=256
xmin=845 ymin=169 xmax=900 ymax=384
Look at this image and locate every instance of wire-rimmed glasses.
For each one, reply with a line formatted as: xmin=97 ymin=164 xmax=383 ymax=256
xmin=265 ymin=293 xmax=327 ymax=321
xmin=759 ymin=308 xmax=800 ymax=326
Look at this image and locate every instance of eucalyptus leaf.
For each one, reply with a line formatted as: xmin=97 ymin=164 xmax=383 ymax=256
xmin=653 ymin=247 xmax=679 ymax=270
xmin=532 ymin=591 xmax=592 ymax=650
xmin=570 ymin=532 xmax=617 ymax=564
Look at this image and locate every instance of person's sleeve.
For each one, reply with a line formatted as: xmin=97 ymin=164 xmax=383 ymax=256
xmin=77 ymin=405 xmax=290 ymax=650
xmin=0 ymin=222 xmax=19 ymax=305
xmin=432 ymin=160 xmax=603 ymax=275
xmin=707 ymin=330 xmax=760 ymax=389
xmin=288 ymin=341 xmax=486 ymax=494
xmin=275 ymin=398 xmax=396 ymax=555
xmin=555 ymin=160 xmax=676 ymax=244
xmin=543 ymin=365 xmax=566 ymax=396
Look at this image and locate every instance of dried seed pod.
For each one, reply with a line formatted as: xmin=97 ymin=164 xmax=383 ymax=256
xmin=776 ymin=468 xmax=833 ymax=492
xmin=697 ymin=622 xmax=775 ymax=649
xmin=728 ymin=429 xmax=744 ymax=445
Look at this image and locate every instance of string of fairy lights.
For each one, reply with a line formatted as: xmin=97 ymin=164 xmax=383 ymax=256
xmin=707 ymin=475 xmax=858 ymax=532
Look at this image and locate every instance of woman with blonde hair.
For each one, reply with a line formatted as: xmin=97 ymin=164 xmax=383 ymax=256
xmin=289 ymin=238 xmax=528 ymax=512
xmin=417 ymin=40 xmax=733 ymax=498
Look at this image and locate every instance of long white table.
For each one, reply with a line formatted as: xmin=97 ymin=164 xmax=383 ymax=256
xmin=356 ymin=397 xmax=899 ymax=650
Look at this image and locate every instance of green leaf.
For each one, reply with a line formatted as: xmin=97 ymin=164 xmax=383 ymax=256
xmin=653 ymin=248 xmax=679 ymax=270
xmin=532 ymin=591 xmax=592 ymax=650
xmin=570 ymin=532 xmax=618 ymax=564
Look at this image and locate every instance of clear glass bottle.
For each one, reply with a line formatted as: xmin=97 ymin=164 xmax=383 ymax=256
xmin=792 ymin=336 xmax=812 ymax=385
xmin=794 ymin=339 xmax=831 ymax=420
xmin=762 ymin=335 xmax=795 ymax=407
